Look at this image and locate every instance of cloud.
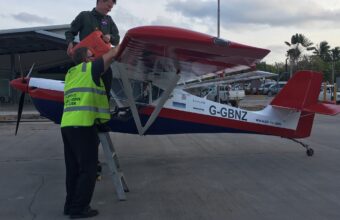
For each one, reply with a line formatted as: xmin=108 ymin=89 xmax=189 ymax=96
xmin=166 ymin=0 xmax=340 ymax=28
xmin=151 ymin=16 xmax=183 ymax=26
xmin=112 ymin=5 xmax=149 ymax=37
xmin=11 ymin=12 xmax=54 ymax=24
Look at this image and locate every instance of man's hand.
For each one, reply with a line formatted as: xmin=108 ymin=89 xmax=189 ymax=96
xmin=102 ymin=34 xmax=111 ymax=44
xmin=67 ymin=42 xmax=74 ymax=57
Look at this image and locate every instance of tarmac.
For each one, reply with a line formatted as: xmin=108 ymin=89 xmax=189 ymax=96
xmin=1 ymin=103 xmax=340 ymax=220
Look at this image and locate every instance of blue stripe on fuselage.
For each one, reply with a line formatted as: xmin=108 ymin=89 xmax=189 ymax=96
xmin=32 ymin=98 xmax=252 ymax=135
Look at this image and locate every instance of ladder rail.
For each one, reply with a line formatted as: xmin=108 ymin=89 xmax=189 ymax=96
xmin=98 ymin=132 xmax=129 ymax=201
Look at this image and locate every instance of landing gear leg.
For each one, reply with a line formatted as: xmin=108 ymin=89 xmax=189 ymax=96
xmin=286 ymin=138 xmax=314 ymax=157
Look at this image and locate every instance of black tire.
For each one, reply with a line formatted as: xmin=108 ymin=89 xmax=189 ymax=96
xmin=306 ymin=148 xmax=314 ymax=157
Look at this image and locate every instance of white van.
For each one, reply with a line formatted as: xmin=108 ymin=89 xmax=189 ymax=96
xmin=205 ymin=85 xmax=245 ymax=106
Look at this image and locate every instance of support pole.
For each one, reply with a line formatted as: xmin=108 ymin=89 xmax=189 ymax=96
xmin=334 ymin=83 xmax=337 ymax=103
xmin=217 ymin=0 xmax=220 ymax=38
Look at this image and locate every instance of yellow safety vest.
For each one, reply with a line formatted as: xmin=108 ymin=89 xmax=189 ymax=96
xmin=61 ymin=62 xmax=110 ymax=127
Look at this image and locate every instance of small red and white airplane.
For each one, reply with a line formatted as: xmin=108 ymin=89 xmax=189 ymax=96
xmin=10 ymin=26 xmax=340 ymax=156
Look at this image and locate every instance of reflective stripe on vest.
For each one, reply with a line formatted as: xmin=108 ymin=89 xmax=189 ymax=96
xmin=61 ymin=62 xmax=110 ymax=127
xmin=64 ymin=87 xmax=107 ymax=96
xmin=63 ymin=106 xmax=110 ymax=114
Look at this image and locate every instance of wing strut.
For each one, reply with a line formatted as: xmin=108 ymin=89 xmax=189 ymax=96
xmin=116 ymin=63 xmax=180 ymax=135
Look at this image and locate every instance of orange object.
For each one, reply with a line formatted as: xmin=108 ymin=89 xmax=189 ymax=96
xmin=71 ymin=31 xmax=112 ymax=59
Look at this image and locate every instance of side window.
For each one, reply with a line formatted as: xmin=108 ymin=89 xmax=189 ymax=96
xmin=110 ymin=78 xmax=164 ymax=105
xmin=152 ymin=85 xmax=164 ymax=101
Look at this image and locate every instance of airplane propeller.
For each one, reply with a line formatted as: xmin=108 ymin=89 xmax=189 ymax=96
xmin=15 ymin=62 xmax=35 ymax=135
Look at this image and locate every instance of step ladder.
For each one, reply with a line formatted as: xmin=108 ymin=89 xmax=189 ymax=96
xmin=98 ymin=132 xmax=129 ymax=201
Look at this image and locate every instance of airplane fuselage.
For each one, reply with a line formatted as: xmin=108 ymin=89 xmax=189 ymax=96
xmin=22 ymin=77 xmax=303 ymax=138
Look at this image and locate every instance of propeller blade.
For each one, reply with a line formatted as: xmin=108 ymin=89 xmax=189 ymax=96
xmin=26 ymin=63 xmax=35 ymax=78
xmin=15 ymin=92 xmax=25 ymax=135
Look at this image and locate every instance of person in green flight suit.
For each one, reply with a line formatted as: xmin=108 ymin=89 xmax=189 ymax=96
xmin=65 ymin=0 xmax=119 ymax=98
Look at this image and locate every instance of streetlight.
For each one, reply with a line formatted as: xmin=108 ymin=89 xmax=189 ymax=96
xmin=217 ymin=0 xmax=220 ymax=38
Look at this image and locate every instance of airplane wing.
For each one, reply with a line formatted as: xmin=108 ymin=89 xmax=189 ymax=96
xmin=178 ymin=70 xmax=276 ymax=90
xmin=114 ymin=26 xmax=270 ymax=84
xmin=110 ymin=26 xmax=270 ymax=135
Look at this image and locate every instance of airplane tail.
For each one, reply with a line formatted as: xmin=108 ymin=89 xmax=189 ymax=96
xmin=270 ymin=70 xmax=340 ymax=138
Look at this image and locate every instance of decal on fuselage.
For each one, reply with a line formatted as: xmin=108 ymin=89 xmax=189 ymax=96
xmin=209 ymin=105 xmax=247 ymax=121
xmin=255 ymin=118 xmax=282 ymax=126
xmin=172 ymin=101 xmax=186 ymax=109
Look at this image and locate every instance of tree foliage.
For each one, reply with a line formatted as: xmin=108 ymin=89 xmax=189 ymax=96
xmin=285 ymin=33 xmax=313 ymax=62
xmin=311 ymin=41 xmax=331 ymax=62
xmin=259 ymin=33 xmax=340 ymax=82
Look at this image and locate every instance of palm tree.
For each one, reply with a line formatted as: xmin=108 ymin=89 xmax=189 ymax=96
xmin=285 ymin=33 xmax=313 ymax=78
xmin=330 ymin=47 xmax=340 ymax=84
xmin=311 ymin=42 xmax=340 ymax=83
xmin=311 ymin=41 xmax=331 ymax=62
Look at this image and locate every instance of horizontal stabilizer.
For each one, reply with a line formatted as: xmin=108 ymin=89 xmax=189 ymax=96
xmin=303 ymin=103 xmax=340 ymax=115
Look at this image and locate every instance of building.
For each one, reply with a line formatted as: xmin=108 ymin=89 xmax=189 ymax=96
xmin=0 ymin=25 xmax=73 ymax=104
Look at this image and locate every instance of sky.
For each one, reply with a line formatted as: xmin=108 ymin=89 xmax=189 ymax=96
xmin=1 ymin=0 xmax=340 ymax=64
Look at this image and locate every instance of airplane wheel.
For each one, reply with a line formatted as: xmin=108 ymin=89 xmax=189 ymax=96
xmin=306 ymin=148 xmax=314 ymax=157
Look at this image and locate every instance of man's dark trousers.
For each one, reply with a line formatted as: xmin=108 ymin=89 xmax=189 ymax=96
xmin=61 ymin=125 xmax=99 ymax=214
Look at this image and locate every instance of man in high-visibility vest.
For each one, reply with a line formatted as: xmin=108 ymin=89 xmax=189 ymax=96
xmin=61 ymin=45 xmax=119 ymax=218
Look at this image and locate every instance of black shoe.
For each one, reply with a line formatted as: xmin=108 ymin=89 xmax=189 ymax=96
xmin=63 ymin=209 xmax=70 ymax=215
xmin=64 ymin=205 xmax=70 ymax=215
xmin=69 ymin=208 xmax=98 ymax=219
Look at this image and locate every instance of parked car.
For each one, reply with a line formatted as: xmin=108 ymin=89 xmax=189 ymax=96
xmin=258 ymin=82 xmax=275 ymax=95
xmin=267 ymin=81 xmax=287 ymax=96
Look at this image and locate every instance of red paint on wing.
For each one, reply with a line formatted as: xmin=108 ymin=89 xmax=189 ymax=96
xmin=116 ymin=26 xmax=270 ymax=77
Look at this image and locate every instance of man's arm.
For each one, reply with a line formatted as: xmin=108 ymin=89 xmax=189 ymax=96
xmin=102 ymin=46 xmax=120 ymax=73
xmin=108 ymin=17 xmax=120 ymax=46
xmin=65 ymin=12 xmax=84 ymax=55
xmin=91 ymin=46 xmax=120 ymax=86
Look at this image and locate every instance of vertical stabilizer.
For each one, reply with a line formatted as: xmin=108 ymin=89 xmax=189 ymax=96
xmin=270 ymin=71 xmax=340 ymax=138
xmin=271 ymin=71 xmax=322 ymax=110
